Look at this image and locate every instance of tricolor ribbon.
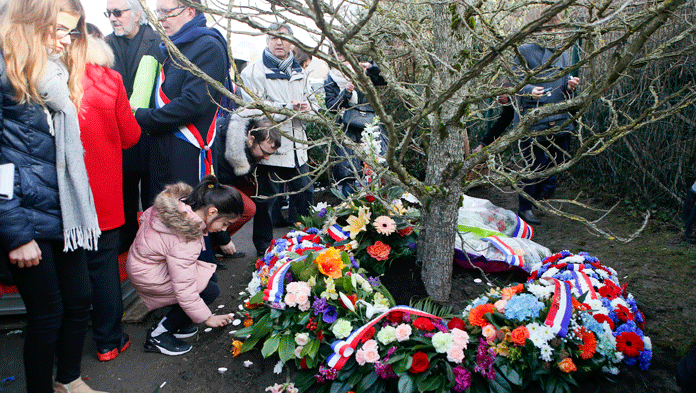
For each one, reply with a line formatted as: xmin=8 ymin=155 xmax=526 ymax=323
xmin=262 ymin=260 xmax=294 ymax=304
xmin=512 ymin=215 xmax=534 ymax=239
xmin=542 ymin=277 xmax=573 ymax=337
xmin=568 ymin=271 xmax=598 ymax=300
xmin=327 ymin=306 xmax=441 ymax=370
xmin=328 ymin=224 xmax=349 ymax=242
xmin=155 ymin=67 xmax=217 ymax=180
xmin=482 ymin=236 xmax=525 ymax=268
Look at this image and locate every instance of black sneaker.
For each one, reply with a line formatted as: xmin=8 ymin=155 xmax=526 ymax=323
xmin=518 ymin=209 xmax=541 ymax=225
xmin=173 ymin=324 xmax=198 ymax=339
xmin=144 ymin=329 xmax=192 ymax=356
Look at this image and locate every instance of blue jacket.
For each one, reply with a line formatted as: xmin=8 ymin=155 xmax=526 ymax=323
xmin=0 ymin=54 xmax=63 ymax=251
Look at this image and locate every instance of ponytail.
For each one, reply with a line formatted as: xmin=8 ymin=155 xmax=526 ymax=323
xmin=182 ymin=175 xmax=243 ymax=217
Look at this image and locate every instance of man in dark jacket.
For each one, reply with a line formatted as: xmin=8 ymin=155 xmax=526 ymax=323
xmin=105 ymin=0 xmax=164 ymax=252
xmin=133 ymin=0 xmax=229 ymax=203
xmin=513 ymin=38 xmax=580 ymax=225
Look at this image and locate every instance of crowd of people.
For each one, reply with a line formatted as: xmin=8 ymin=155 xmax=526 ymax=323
xmin=0 ymin=0 xmax=585 ymax=391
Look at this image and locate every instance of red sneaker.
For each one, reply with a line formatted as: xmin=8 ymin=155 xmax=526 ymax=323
xmin=97 ymin=334 xmax=130 ymax=362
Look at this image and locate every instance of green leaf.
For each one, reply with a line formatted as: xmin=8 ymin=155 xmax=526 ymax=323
xmin=397 ymin=374 xmax=416 ymax=393
xmin=232 ymin=325 xmax=253 ymax=338
xmin=329 ymin=381 xmax=351 ymax=393
xmin=270 ymin=309 xmax=282 ymax=319
xmin=294 ymin=372 xmax=318 ymax=392
xmin=302 ymin=338 xmax=320 ymax=359
xmin=278 ymin=334 xmax=295 ymax=364
xmin=489 ymin=370 xmax=513 ymax=393
xmin=261 ymin=334 xmax=281 ymax=358
xmin=416 ymin=375 xmax=441 ymax=392
xmin=240 ymin=336 xmax=260 ymax=353
xmin=392 ymin=355 xmax=412 ymax=374
xmin=248 ymin=290 xmax=264 ymax=305
xmin=497 ymin=363 xmax=523 ymax=386
xmin=356 ymin=371 xmax=378 ymax=393
xmin=251 ymin=314 xmax=272 ymax=338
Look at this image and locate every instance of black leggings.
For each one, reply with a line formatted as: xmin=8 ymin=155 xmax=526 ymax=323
xmin=161 ymin=273 xmax=220 ymax=332
xmin=9 ymin=240 xmax=91 ymax=392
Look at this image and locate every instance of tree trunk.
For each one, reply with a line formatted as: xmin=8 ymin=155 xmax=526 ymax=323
xmin=416 ymin=2 xmax=470 ymax=301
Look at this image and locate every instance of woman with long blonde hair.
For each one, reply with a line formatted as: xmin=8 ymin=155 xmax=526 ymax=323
xmin=0 ymin=0 xmax=106 ymax=392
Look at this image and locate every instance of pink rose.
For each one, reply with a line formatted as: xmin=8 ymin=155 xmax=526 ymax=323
xmin=447 ymin=346 xmax=465 ymax=363
xmin=294 ymin=346 xmax=304 ymax=358
xmin=362 ymin=348 xmax=380 ymax=363
xmin=451 ymin=328 xmax=469 ymax=349
xmin=494 ymin=299 xmax=507 ymax=312
xmin=298 ymin=301 xmax=311 ymax=312
xmin=298 ymin=283 xmax=311 ymax=296
xmin=296 ymin=292 xmax=309 ymax=305
xmin=287 ymin=282 xmax=300 ymax=293
xmin=284 ymin=293 xmax=297 ymax=307
xmin=361 ymin=339 xmax=378 ymax=352
xmin=355 ymin=348 xmax=367 ymax=366
xmin=395 ymin=324 xmax=412 ymax=342
xmin=482 ymin=324 xmax=497 ymax=341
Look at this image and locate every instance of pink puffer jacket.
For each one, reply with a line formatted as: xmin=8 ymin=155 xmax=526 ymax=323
xmin=126 ymin=183 xmax=216 ymax=324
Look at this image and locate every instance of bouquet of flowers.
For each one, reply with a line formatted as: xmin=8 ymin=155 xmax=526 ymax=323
xmin=236 ymin=229 xmax=396 ymax=372
xmin=300 ymin=185 xmax=419 ymax=275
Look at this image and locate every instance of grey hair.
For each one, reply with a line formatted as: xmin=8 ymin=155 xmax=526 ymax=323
xmin=267 ymin=23 xmax=293 ymax=36
xmin=123 ymin=0 xmax=148 ymax=25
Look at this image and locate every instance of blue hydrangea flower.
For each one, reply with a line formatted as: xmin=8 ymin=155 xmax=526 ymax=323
xmin=504 ymin=294 xmax=545 ymax=321
xmin=471 ymin=296 xmax=490 ymax=308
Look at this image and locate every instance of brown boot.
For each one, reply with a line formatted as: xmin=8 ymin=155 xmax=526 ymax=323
xmin=53 ymin=378 xmax=109 ymax=393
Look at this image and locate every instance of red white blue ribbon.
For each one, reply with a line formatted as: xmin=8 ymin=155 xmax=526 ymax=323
xmin=512 ymin=215 xmax=534 ymax=239
xmin=568 ymin=271 xmax=598 ymax=300
xmin=262 ymin=260 xmax=294 ymax=304
xmin=482 ymin=236 xmax=525 ymax=268
xmin=542 ymin=277 xmax=572 ymax=337
xmin=328 ymin=224 xmax=349 ymax=242
xmin=327 ymin=306 xmax=441 ymax=370
xmin=155 ymin=67 xmax=217 ymax=180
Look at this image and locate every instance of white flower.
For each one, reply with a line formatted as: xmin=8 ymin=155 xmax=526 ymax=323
xmin=332 ymin=319 xmax=353 ymax=339
xmin=373 ymin=292 xmax=390 ymax=309
xmin=246 ymin=275 xmax=262 ymax=296
xmin=294 ymin=346 xmax=304 ymax=359
xmin=376 ymin=326 xmax=397 ymax=345
xmin=295 ymin=333 xmax=310 ymax=346
xmin=602 ymin=365 xmax=620 ymax=375
xmin=526 ymin=283 xmax=553 ymax=301
xmin=273 ymin=360 xmax=283 ymax=374
xmin=643 ymin=336 xmax=652 ymax=351
xmin=539 ymin=344 xmax=554 ymax=362
xmin=610 ymin=297 xmax=629 ymax=309
xmin=312 ymin=202 xmax=329 ymax=213
xmin=431 ymin=332 xmax=454 ymax=353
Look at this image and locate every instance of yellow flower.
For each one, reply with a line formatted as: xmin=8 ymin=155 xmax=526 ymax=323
xmin=231 ymin=340 xmax=243 ymax=357
xmin=388 ymin=200 xmax=408 ymax=215
xmin=343 ymin=215 xmax=367 ymax=239
xmin=313 ymin=248 xmax=345 ymax=279
xmin=321 ymin=277 xmax=338 ymax=300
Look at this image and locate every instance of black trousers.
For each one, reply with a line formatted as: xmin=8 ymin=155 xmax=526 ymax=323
xmin=9 ymin=240 xmax=90 ymax=392
xmin=253 ymin=164 xmax=314 ymax=253
xmin=121 ymin=169 xmax=150 ymax=253
xmin=161 ymin=273 xmax=219 ymax=331
xmin=518 ymin=133 xmax=570 ymax=211
xmin=86 ymin=228 xmax=124 ymax=351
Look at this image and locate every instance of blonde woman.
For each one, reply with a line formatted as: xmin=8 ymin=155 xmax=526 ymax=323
xmin=0 ymin=0 xmax=106 ymax=392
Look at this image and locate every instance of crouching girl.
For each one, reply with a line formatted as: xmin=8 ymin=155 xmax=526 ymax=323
xmin=126 ymin=175 xmax=242 ymax=355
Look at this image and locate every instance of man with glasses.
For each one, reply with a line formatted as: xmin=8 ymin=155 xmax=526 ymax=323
xmin=240 ymin=23 xmax=315 ymax=256
xmin=105 ymin=0 xmax=164 ymax=254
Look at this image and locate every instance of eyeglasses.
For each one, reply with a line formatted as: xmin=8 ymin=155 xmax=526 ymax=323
xmin=56 ymin=27 xmax=81 ymax=39
xmin=104 ymin=8 xmax=131 ymax=18
xmin=155 ymin=6 xmax=186 ymax=21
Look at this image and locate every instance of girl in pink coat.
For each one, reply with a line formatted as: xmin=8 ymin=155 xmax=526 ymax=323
xmin=126 ymin=175 xmax=243 ymax=355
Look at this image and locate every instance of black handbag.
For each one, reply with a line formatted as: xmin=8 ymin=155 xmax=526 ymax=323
xmin=342 ymin=108 xmax=376 ymax=130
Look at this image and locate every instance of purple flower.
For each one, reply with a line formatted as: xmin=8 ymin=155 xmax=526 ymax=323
xmin=452 ymin=366 xmax=472 ymax=392
xmin=350 ymin=255 xmax=359 ymax=269
xmin=407 ymin=242 xmax=417 ymax=251
xmin=318 ymin=208 xmax=327 ymax=218
xmin=387 ymin=346 xmax=398 ymax=357
xmin=313 ymin=297 xmax=328 ymax=316
xmin=374 ymin=361 xmax=398 ymax=379
xmin=307 ymin=227 xmax=320 ymax=234
xmin=322 ymin=305 xmax=337 ymax=323
xmin=284 ymin=271 xmax=293 ymax=284
xmin=368 ymin=277 xmax=381 ymax=287
xmin=474 ymin=338 xmax=496 ymax=380
xmin=318 ymin=364 xmax=337 ymax=380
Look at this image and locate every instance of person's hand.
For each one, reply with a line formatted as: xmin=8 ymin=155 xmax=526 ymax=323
xmin=9 ymin=240 xmax=42 ymax=268
xmin=359 ymin=62 xmax=372 ymax=71
xmin=497 ymin=94 xmax=510 ymax=105
xmin=531 ymin=86 xmax=545 ymax=99
xmin=130 ymin=103 xmax=138 ymax=112
xmin=292 ymin=101 xmax=310 ymax=111
xmin=567 ymin=76 xmax=580 ymax=91
xmin=220 ymin=241 xmax=236 ymax=255
xmin=345 ymin=81 xmax=355 ymax=93
xmin=205 ymin=313 xmax=234 ymax=328
xmin=472 ymin=144 xmax=484 ymax=154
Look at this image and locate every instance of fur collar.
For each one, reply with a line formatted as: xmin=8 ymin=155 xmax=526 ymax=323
xmin=85 ymin=36 xmax=115 ymax=68
xmin=224 ymin=109 xmax=262 ymax=176
xmin=153 ymin=183 xmax=203 ymax=241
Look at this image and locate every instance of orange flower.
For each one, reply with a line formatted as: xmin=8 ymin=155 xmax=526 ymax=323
xmin=231 ymin=340 xmax=243 ymax=357
xmin=244 ymin=318 xmax=254 ymax=327
xmin=314 ymin=247 xmax=344 ymax=279
xmin=576 ymin=327 xmax=597 ymax=359
xmin=510 ymin=326 xmax=530 ymax=346
xmin=501 ymin=284 xmax=525 ymax=300
xmin=558 ymin=358 xmax=577 ymax=373
xmin=468 ymin=304 xmax=496 ymax=327
xmin=366 ymin=241 xmax=391 ymax=261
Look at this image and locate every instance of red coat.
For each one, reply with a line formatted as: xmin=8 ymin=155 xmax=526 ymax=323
xmin=80 ymin=63 xmax=141 ymax=231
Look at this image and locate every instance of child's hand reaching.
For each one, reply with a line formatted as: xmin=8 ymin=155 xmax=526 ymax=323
xmin=205 ymin=313 xmax=234 ymax=328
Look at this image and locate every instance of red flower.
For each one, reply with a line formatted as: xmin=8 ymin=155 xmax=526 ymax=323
xmin=413 ymin=317 xmax=435 ymax=331
xmin=575 ymin=327 xmax=597 ymax=360
xmin=300 ymin=358 xmax=309 ymax=370
xmin=614 ymin=305 xmax=634 ymax=323
xmin=365 ymin=195 xmax=376 ymax=203
xmin=409 ymin=352 xmax=430 ymax=374
xmin=360 ymin=326 xmax=375 ymax=343
xmin=387 ymin=311 xmax=404 ymax=324
xmin=447 ymin=317 xmax=466 ymax=331
xmin=397 ymin=226 xmax=414 ymax=237
xmin=616 ymin=332 xmax=644 ymax=357
xmin=592 ymin=314 xmax=615 ymax=330
xmin=255 ymin=259 xmax=264 ymax=270
xmin=268 ymin=255 xmax=279 ymax=269
xmin=366 ymin=241 xmax=391 ymax=261
xmin=598 ymin=281 xmax=622 ymax=300
xmin=468 ymin=304 xmax=496 ymax=327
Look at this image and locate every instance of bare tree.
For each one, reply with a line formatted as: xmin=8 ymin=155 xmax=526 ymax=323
xmin=139 ymin=0 xmax=696 ymax=301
